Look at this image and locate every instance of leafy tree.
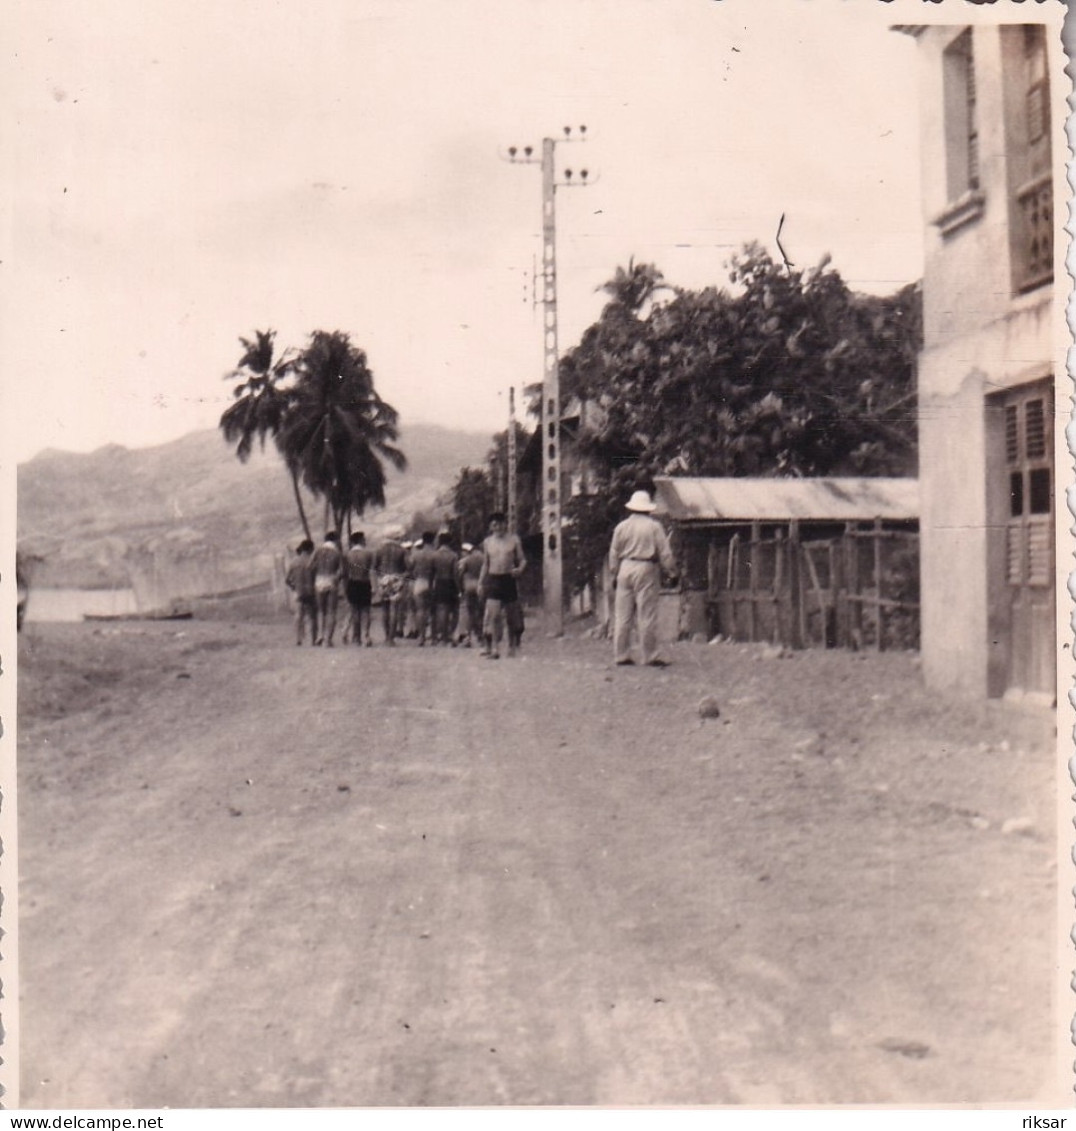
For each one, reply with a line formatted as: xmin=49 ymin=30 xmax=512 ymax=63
xmin=220 ymin=330 xmax=312 ymax=539
xmin=488 ymin=422 xmax=538 ymax=533
xmin=448 ymin=420 xmax=537 ymax=547
xmin=278 ymin=330 xmax=407 ymax=537
xmin=449 ymin=466 xmax=495 ymax=546
xmin=569 ymin=245 xmax=920 ymax=482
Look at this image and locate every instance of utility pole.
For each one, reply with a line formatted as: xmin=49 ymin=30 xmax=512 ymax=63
xmin=504 ymin=126 xmax=591 ymax=636
xmin=507 ymin=385 xmax=518 ymax=534
xmin=491 ymin=452 xmax=505 ymax=513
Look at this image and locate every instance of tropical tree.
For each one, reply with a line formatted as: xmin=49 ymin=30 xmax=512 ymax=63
xmin=449 ymin=466 xmax=495 ymax=546
xmin=596 ymin=256 xmax=670 ymax=318
xmin=276 ymin=330 xmax=407 ymax=537
xmin=220 ymin=329 xmax=312 ymax=539
xmin=569 ymin=244 xmax=920 ymax=482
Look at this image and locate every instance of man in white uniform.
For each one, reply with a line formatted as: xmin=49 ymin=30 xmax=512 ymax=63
xmin=608 ymin=490 xmax=677 ymax=667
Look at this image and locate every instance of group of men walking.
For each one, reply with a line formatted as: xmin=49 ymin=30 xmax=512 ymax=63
xmin=285 ymin=488 xmax=678 ymax=668
xmin=285 ymin=512 xmax=527 ymax=659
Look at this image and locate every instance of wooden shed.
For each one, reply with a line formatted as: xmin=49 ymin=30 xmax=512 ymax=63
xmin=653 ymin=476 xmax=920 ymax=651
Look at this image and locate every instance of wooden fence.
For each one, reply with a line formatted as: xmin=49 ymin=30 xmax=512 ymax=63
xmin=699 ymin=521 xmax=919 ymax=651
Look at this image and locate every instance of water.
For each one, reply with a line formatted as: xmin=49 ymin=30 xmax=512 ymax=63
xmin=25 ymin=588 xmax=139 ymax=623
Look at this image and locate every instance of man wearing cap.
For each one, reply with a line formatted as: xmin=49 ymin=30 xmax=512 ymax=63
xmin=608 ymin=489 xmax=677 ymax=667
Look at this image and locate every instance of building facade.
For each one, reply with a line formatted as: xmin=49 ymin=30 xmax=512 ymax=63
xmin=899 ymin=20 xmax=1064 ymax=701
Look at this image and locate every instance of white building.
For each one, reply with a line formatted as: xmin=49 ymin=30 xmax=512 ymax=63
xmin=897 ymin=19 xmax=1065 ymax=701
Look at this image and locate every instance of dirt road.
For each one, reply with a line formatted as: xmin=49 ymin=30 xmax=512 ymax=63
xmin=16 ymin=618 xmax=1063 ymax=1107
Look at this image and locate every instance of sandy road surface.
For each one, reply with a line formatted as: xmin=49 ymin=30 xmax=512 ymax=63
xmin=16 ymin=619 xmax=1063 ymax=1107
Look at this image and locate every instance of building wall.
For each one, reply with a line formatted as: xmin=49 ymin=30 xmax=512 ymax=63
xmin=912 ymin=23 xmax=1059 ymax=698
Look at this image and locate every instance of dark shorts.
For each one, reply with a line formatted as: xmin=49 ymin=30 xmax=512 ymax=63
xmin=346 ymin=580 xmax=372 ymax=608
xmin=433 ymin=578 xmax=459 ymax=605
xmin=486 ymin=574 xmax=518 ymax=604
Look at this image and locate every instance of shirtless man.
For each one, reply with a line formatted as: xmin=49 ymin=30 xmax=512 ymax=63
xmin=457 ymin=541 xmax=484 ymax=647
xmin=374 ymin=527 xmax=408 ymax=645
xmin=430 ymin=532 xmax=460 ymax=646
xmin=409 ymin=532 xmax=437 ymax=646
xmin=344 ymin=531 xmax=375 ymax=647
xmin=311 ymin=531 xmax=343 ymax=646
xmin=479 ymin=512 xmax=526 ymax=659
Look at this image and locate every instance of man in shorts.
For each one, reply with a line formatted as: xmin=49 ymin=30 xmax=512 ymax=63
xmin=344 ymin=531 xmax=375 ymax=647
xmin=430 ymin=532 xmax=460 ymax=646
xmin=374 ymin=526 xmax=408 ymax=645
xmin=312 ymin=530 xmax=343 ymax=646
xmin=457 ymin=541 xmax=484 ymax=647
xmin=285 ymin=539 xmax=317 ymax=645
xmin=479 ymin=512 xmax=526 ymax=659
xmin=409 ymin=531 xmax=437 ymax=646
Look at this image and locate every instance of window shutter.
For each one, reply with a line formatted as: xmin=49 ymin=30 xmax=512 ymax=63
xmin=1005 ymin=405 xmax=1020 ymax=462
xmin=1024 ymin=399 xmax=1046 ymax=459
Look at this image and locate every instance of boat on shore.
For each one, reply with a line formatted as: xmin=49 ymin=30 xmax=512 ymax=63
xmin=84 ymin=606 xmax=193 ymax=623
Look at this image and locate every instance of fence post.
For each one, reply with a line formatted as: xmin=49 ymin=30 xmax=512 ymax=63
xmin=727 ymin=531 xmax=740 ymax=640
xmin=828 ymin=540 xmax=839 ymax=648
xmin=846 ymin=524 xmax=861 ymax=649
xmin=748 ymin=522 xmax=761 ymax=642
xmin=772 ymin=528 xmax=784 ymax=645
xmin=873 ymin=518 xmax=884 ymax=652
xmin=789 ymin=521 xmax=803 ymax=649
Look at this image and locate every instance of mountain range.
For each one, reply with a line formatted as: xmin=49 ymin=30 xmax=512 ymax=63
xmin=18 ymin=423 xmax=493 ymax=589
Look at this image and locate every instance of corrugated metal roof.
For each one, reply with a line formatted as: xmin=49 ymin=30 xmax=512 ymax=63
xmin=653 ymin=477 xmax=919 ymax=523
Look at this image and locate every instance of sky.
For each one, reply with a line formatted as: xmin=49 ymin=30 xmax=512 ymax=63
xmin=3 ymin=0 xmax=935 ymax=465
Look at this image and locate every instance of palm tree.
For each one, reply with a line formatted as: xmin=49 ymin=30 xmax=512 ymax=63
xmin=597 ymin=257 xmax=670 ymax=318
xmin=277 ymin=330 xmax=407 ymax=537
xmin=219 ymin=329 xmax=313 ymax=539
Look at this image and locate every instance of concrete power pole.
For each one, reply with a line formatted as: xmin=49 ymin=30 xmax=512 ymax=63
xmin=507 ymin=386 xmax=518 ymax=535
xmin=504 ymin=127 xmax=591 ymax=636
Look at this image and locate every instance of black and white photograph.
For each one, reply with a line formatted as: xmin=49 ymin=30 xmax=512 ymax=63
xmin=4 ymin=0 xmax=1072 ymax=1115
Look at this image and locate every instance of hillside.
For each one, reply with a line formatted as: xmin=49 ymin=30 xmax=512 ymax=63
xmin=18 ymin=424 xmax=493 ymax=589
